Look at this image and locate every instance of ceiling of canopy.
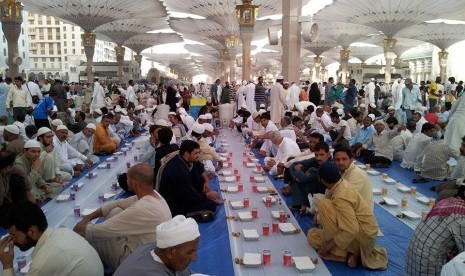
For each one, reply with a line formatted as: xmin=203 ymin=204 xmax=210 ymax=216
xmin=20 ymin=0 xmax=465 ymax=79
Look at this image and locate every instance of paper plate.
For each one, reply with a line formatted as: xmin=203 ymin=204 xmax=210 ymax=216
xmin=256 ymin=186 xmax=268 ymax=193
xmin=224 ymin=176 xmax=236 ymax=183
xmin=243 ymin=253 xmax=261 ymax=267
xmin=261 ymin=196 xmax=277 ymax=204
xmin=254 ymin=177 xmax=265 ymax=183
xmin=383 ymin=178 xmax=396 ymax=184
xmin=114 ymin=151 xmax=123 ymax=156
xmin=271 ymin=211 xmax=284 ymax=220
xmin=56 ymin=194 xmax=70 ymax=202
xmin=382 ymin=197 xmax=398 ymax=206
xmin=372 ymin=188 xmax=382 ymax=195
xmin=230 ymin=201 xmax=245 ymax=210
xmin=226 ymin=186 xmax=239 ymax=193
xmin=250 ymin=158 xmax=259 ymax=162
xmin=279 ymin=223 xmax=296 ymax=234
xmin=238 ymin=212 xmax=253 ymax=222
xmin=242 ymin=229 xmax=259 ymax=240
xmin=402 ymin=210 xmax=421 ymax=220
xmin=416 ymin=196 xmax=429 ymax=204
xmin=397 ymin=186 xmax=411 ymax=193
xmin=104 ymin=193 xmax=115 ymax=200
xmin=220 ymin=152 xmax=228 ymax=157
xmin=246 ymin=162 xmax=255 ymax=168
xmin=106 ymin=157 xmax=115 ymax=162
xmin=222 ymin=170 xmax=233 ymax=176
xmin=367 ymin=170 xmax=380 ymax=176
xmin=81 ymin=208 xmax=97 ymax=216
xmin=98 ymin=164 xmax=107 ymax=169
xmin=293 ymin=256 xmax=315 ymax=272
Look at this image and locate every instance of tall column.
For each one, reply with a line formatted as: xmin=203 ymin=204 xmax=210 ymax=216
xmin=394 ymin=56 xmax=403 ymax=69
xmin=240 ymin=28 xmax=253 ymax=81
xmin=340 ymin=48 xmax=350 ymax=84
xmin=383 ymin=37 xmax=397 ymax=84
xmin=281 ymin=0 xmax=302 ymax=83
xmin=134 ymin=53 xmax=143 ymax=69
xmin=115 ymin=45 xmax=125 ymax=82
xmin=228 ymin=48 xmax=236 ymax=83
xmin=0 ymin=0 xmax=23 ymax=78
xmin=82 ymin=32 xmax=96 ymax=81
xmin=314 ymin=56 xmax=322 ymax=83
xmin=438 ymin=50 xmax=448 ymax=84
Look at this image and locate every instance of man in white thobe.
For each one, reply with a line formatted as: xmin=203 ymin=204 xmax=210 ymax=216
xmin=270 ymin=75 xmax=287 ymax=125
xmin=91 ymin=78 xmax=106 ymax=113
xmin=365 ymin=78 xmax=376 ymax=106
xmin=53 ymin=125 xmax=93 ymax=175
xmin=401 ymin=123 xmax=436 ymax=171
xmin=391 ymin=78 xmax=403 ymax=110
xmin=245 ymin=81 xmax=256 ymax=113
xmin=286 ymin=83 xmax=300 ymax=110
xmin=126 ymin=80 xmax=136 ymax=107
xmin=264 ymin=131 xmax=300 ymax=176
xmin=69 ymin=123 xmax=100 ymax=164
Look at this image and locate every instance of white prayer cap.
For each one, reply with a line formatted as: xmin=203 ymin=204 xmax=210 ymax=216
xmin=156 ymin=215 xmax=199 ymax=249
xmin=276 ymin=75 xmax=284 ymax=80
xmin=387 ymin=106 xmax=395 ymax=110
xmin=155 ymin=119 xmax=168 ymax=127
xmin=135 ymin=105 xmax=144 ymax=111
xmin=374 ymin=120 xmax=384 ymax=125
xmin=198 ymin=114 xmax=208 ymax=120
xmin=120 ymin=109 xmax=128 ymax=115
xmin=267 ymin=106 xmax=271 ymax=111
xmin=369 ymin=103 xmax=376 ymax=109
xmin=260 ymin=103 xmax=265 ymax=108
xmin=359 ymin=104 xmax=366 ymax=108
xmin=241 ymin=104 xmax=247 ymax=109
xmin=51 ymin=119 xmax=63 ymax=127
xmin=168 ymin=112 xmax=177 ymax=116
xmin=56 ymin=125 xmax=68 ymax=131
xmin=192 ymin=123 xmax=205 ymax=134
xmin=86 ymin=123 xmax=96 ymax=130
xmin=205 ymin=113 xmax=213 ymax=119
xmin=114 ymin=106 xmax=122 ymax=113
xmin=37 ymin=127 xmax=52 ymax=137
xmin=24 ymin=139 xmax=41 ymax=149
xmin=242 ymin=80 xmax=247 ymax=85
xmin=202 ymin=123 xmax=214 ymax=132
xmin=4 ymin=125 xmax=19 ymax=135
xmin=94 ymin=109 xmax=103 ymax=115
xmin=370 ymin=78 xmax=375 ymax=81
xmin=336 ymin=109 xmax=344 ymax=117
xmin=367 ymin=114 xmax=375 ymax=121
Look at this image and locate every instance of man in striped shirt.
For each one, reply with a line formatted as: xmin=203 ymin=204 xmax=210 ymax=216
xmin=254 ymin=76 xmax=267 ymax=110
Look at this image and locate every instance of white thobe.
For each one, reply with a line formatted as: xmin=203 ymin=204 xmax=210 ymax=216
xmin=365 ymin=81 xmax=376 ymax=106
xmin=401 ymin=133 xmax=432 ymax=171
xmin=126 ymin=85 xmax=136 ymax=103
xmin=391 ymin=129 xmax=413 ymax=161
xmin=236 ymin=85 xmax=246 ymax=108
xmin=264 ymin=137 xmax=301 ymax=175
xmin=92 ymin=81 xmax=106 ymax=112
xmin=270 ymin=83 xmax=286 ymax=124
xmin=245 ymin=83 xmax=256 ymax=113
xmin=391 ymin=81 xmax=404 ymax=110
xmin=415 ymin=117 xmax=427 ymax=134
xmin=69 ymin=131 xmax=99 ymax=164
xmin=310 ymin=113 xmax=332 ymax=140
xmin=444 ymin=95 xmax=465 ymax=156
xmin=53 ymin=136 xmax=87 ymax=174
xmin=286 ymin=84 xmax=300 ymax=110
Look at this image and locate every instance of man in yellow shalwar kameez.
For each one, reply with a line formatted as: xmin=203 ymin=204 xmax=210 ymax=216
xmin=307 ymin=162 xmax=388 ymax=270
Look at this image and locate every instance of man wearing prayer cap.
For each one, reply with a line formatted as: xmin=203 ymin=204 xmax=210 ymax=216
xmin=3 ymin=125 xmax=25 ymax=155
xmin=179 ymin=123 xmax=205 ymax=144
xmin=69 ymin=123 xmax=100 ymax=164
xmin=36 ymin=127 xmax=72 ymax=183
xmin=307 ymin=162 xmax=387 ymax=270
xmin=53 ymin=124 xmax=93 ymax=177
xmin=198 ymin=122 xmax=223 ymax=179
xmin=74 ymin=163 xmax=172 ymax=272
xmin=383 ymin=105 xmax=404 ymax=126
xmin=94 ymin=114 xmax=119 ymax=154
xmin=114 ymin=215 xmax=199 ymax=276
xmin=50 ymin=119 xmax=63 ymax=133
xmin=14 ymin=139 xmax=61 ymax=201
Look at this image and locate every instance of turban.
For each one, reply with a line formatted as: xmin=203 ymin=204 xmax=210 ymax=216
xmin=156 ymin=215 xmax=200 ymax=249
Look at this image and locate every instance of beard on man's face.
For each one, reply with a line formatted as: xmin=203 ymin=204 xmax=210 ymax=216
xmin=15 ymin=234 xmax=37 ymax=251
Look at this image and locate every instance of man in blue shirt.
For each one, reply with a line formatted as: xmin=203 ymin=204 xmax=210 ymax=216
xmin=33 ymin=93 xmax=54 ymax=129
xmin=349 ymin=115 xmax=376 ymax=152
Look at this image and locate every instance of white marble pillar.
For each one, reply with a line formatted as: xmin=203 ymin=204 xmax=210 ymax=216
xmin=281 ymin=0 xmax=302 ymax=83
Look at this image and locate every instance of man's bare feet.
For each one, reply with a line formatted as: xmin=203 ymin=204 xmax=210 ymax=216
xmin=318 ymin=252 xmax=346 ymax=263
xmin=347 ymin=253 xmax=358 ymax=268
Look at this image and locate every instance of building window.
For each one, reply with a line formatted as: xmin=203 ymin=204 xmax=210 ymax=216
xmin=22 ymin=40 xmax=24 ymax=47
xmin=3 ymin=49 xmax=6 ymax=56
xmin=73 ymin=49 xmax=76 ymax=54
xmin=64 ymin=49 xmax=67 ymax=54
xmin=22 ymin=52 xmax=25 ymax=58
xmin=72 ymin=34 xmax=75 ymax=39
